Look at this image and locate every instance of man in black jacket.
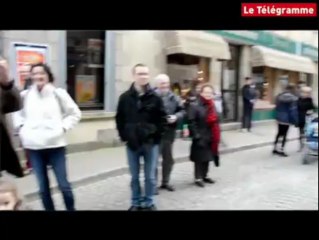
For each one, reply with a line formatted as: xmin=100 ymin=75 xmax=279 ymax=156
xmin=241 ymin=77 xmax=256 ymax=132
xmin=154 ymin=74 xmax=185 ymax=192
xmin=0 ymin=57 xmax=24 ymax=178
xmin=115 ymin=64 xmax=166 ymax=211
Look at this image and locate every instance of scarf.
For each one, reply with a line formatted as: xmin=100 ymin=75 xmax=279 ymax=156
xmin=200 ymin=96 xmax=220 ymax=155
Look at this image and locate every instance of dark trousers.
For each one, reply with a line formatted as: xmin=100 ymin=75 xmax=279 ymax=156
xmin=159 ymin=139 xmax=174 ymax=185
xmin=194 ymin=162 xmax=210 ymax=180
xmin=299 ymin=121 xmax=306 ymax=148
xmin=28 ymin=147 xmax=75 ymax=211
xmin=242 ymin=105 xmax=253 ymax=130
xmin=274 ymin=124 xmax=290 ymax=150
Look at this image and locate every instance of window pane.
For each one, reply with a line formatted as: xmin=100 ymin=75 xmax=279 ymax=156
xmin=66 ymin=30 xmax=105 ymax=110
xmin=222 ymin=45 xmax=239 ymax=90
xmin=222 ymin=92 xmax=237 ymax=121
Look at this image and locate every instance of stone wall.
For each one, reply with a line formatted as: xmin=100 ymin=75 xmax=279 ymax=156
xmin=114 ymin=31 xmax=166 ymax=100
xmin=1 ymin=30 xmax=64 ymax=87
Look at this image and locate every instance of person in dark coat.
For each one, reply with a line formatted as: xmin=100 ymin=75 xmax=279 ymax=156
xmin=115 ymin=64 xmax=167 ymax=211
xmin=0 ymin=58 xmax=24 ymax=178
xmin=273 ymin=84 xmax=298 ymax=157
xmin=188 ymin=84 xmax=221 ymax=188
xmin=297 ymin=86 xmax=315 ymax=151
xmin=241 ymin=77 xmax=256 ymax=132
xmin=154 ymin=74 xmax=185 ymax=192
xmin=183 ymin=80 xmax=202 ymax=138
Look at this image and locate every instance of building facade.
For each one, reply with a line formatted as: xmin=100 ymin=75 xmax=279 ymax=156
xmin=0 ymin=30 xmax=318 ymax=146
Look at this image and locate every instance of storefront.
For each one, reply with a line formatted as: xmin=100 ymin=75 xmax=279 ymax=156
xmin=298 ymin=43 xmax=318 ymax=106
xmin=164 ymin=31 xmax=230 ymax=99
xmin=210 ymin=30 xmax=318 ymax=121
xmin=1 ymin=30 xmax=317 ymax=149
xmin=66 ymin=30 xmax=116 ymax=112
xmin=220 ymin=44 xmax=241 ymax=122
xmin=251 ymin=46 xmax=317 ymax=116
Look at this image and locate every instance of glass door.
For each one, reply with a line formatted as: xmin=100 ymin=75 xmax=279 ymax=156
xmin=221 ymin=45 xmax=240 ymax=122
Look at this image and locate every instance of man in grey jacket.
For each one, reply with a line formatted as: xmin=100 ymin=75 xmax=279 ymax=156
xmin=155 ymin=74 xmax=185 ymax=192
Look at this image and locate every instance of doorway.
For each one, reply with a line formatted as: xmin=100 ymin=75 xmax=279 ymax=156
xmin=221 ymin=45 xmax=240 ymax=122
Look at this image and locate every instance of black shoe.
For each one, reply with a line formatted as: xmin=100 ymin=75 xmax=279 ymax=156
xmin=160 ymin=184 xmax=175 ymax=192
xmin=279 ymin=151 xmax=288 ymax=157
xmin=213 ymin=155 xmax=220 ymax=167
xmin=195 ymin=180 xmax=205 ymax=188
xmin=143 ymin=205 xmax=157 ymax=211
xmin=128 ymin=206 xmax=141 ymax=211
xmin=273 ymin=149 xmax=280 ymax=155
xmin=203 ymin=178 xmax=216 ymax=184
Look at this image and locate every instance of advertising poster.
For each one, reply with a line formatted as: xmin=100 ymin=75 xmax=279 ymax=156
xmin=75 ymin=75 xmax=97 ymax=104
xmin=12 ymin=43 xmax=49 ymax=88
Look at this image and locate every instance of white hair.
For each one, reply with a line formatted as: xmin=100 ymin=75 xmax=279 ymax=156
xmin=154 ymin=74 xmax=170 ymax=86
xmin=302 ymin=86 xmax=312 ymax=93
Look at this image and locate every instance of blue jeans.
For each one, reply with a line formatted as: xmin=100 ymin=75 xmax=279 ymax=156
xmin=126 ymin=144 xmax=159 ymax=208
xmin=28 ymin=147 xmax=75 ymax=211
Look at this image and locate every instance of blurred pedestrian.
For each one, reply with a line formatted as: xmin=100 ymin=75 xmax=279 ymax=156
xmin=213 ymin=88 xmax=227 ymax=147
xmin=273 ymin=84 xmax=298 ymax=157
xmin=155 ymin=74 xmax=185 ymax=192
xmin=296 ymin=80 xmax=306 ymax=97
xmin=115 ymin=64 xmax=166 ymax=211
xmin=241 ymin=77 xmax=256 ymax=132
xmin=15 ymin=63 xmax=81 ymax=211
xmin=297 ymin=86 xmax=315 ymax=151
xmin=188 ymin=84 xmax=221 ymax=188
xmin=172 ymin=82 xmax=181 ymax=97
xmin=213 ymin=88 xmax=223 ymax=120
xmin=183 ymin=80 xmax=202 ymax=138
xmin=0 ymin=57 xmax=24 ymax=179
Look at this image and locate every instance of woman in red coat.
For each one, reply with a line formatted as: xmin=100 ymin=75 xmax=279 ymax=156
xmin=187 ymin=84 xmax=221 ymax=187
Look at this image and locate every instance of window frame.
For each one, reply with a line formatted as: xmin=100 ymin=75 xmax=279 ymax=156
xmin=61 ymin=30 xmax=116 ymax=112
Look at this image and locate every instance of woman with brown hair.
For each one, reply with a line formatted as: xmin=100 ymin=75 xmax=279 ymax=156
xmin=188 ymin=84 xmax=221 ymax=187
xmin=15 ymin=63 xmax=81 ymax=211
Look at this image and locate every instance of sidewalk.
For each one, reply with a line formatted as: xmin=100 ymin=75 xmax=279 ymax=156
xmin=12 ymin=123 xmax=299 ymax=201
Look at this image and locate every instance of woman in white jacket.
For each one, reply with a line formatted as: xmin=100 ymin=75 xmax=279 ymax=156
xmin=15 ymin=63 xmax=81 ymax=211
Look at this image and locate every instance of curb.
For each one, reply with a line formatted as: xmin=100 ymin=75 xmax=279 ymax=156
xmin=16 ymin=120 xmax=275 ymax=159
xmin=24 ymin=137 xmax=298 ymax=202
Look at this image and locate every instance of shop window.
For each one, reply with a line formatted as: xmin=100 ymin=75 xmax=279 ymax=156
xmin=300 ymin=73 xmax=313 ymax=87
xmin=252 ymin=67 xmax=268 ymax=100
xmin=166 ymin=53 xmax=210 ymax=99
xmin=221 ymin=44 xmax=240 ymax=122
xmin=66 ymin=30 xmax=105 ymax=110
xmin=222 ymin=45 xmax=238 ymax=91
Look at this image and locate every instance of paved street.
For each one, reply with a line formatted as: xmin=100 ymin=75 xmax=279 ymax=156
xmin=27 ymin=141 xmax=318 ymax=210
xmin=16 ymin=123 xmax=299 ymax=199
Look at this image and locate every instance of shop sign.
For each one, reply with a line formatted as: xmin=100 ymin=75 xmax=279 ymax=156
xmin=209 ymin=30 xmax=296 ymax=54
xmin=10 ymin=42 xmax=49 ymax=88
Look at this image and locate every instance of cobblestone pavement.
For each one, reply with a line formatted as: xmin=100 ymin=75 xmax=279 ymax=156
xmin=27 ymin=141 xmax=318 ymax=210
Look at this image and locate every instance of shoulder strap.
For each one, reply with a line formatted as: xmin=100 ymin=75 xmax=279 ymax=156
xmin=21 ymin=90 xmax=30 ymax=117
xmin=53 ymin=89 xmax=65 ymax=115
